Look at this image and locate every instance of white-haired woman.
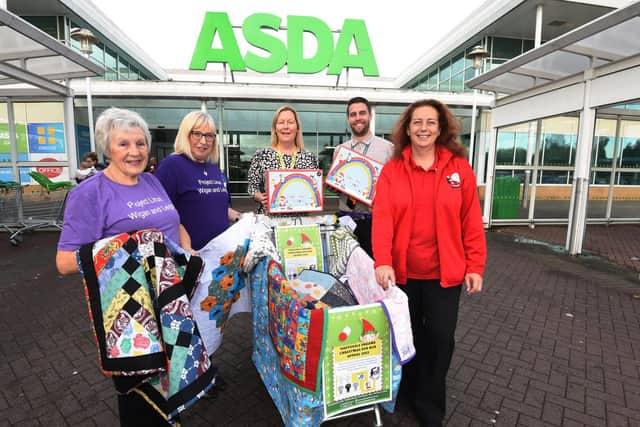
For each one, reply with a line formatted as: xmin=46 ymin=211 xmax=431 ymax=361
xmin=247 ymin=105 xmax=318 ymax=213
xmin=55 ymin=107 xmax=195 ymax=425
xmin=155 ymin=111 xmax=241 ymax=251
xmin=56 ymin=108 xmax=193 ymax=275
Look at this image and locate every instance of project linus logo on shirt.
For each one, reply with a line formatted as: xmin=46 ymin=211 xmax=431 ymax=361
xmin=446 ymin=172 xmax=461 ymax=188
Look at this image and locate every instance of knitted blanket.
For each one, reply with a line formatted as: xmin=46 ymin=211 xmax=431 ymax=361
xmin=79 ymin=229 xmax=216 ymax=422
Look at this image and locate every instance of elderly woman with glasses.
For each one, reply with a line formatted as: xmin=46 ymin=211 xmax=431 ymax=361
xmin=155 ymin=111 xmax=241 ymax=251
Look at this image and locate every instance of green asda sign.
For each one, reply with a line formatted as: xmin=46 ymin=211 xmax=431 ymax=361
xmin=190 ymin=12 xmax=379 ymax=76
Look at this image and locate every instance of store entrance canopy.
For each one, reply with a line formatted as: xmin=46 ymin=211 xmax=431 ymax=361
xmin=467 ymin=1 xmax=640 ymax=95
xmin=0 ymin=8 xmax=104 ymax=97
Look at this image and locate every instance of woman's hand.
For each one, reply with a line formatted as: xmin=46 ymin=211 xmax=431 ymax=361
xmin=178 ymin=224 xmax=198 ymax=256
xmin=228 ymin=208 xmax=242 ymax=223
xmin=254 ymin=192 xmax=268 ymax=209
xmin=375 ymin=265 xmax=395 ymax=290
xmin=464 ymin=273 xmax=483 ymax=294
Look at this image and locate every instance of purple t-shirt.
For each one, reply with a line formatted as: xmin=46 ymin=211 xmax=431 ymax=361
xmin=57 ymin=172 xmax=180 ymax=251
xmin=154 ymin=154 xmax=230 ymax=250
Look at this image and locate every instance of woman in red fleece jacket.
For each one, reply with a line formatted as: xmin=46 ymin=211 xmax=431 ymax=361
xmin=372 ymin=99 xmax=486 ymax=427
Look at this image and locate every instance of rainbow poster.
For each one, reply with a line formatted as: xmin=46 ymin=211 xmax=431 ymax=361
xmin=325 ymin=146 xmax=384 ymax=206
xmin=266 ymin=169 xmax=324 ymax=214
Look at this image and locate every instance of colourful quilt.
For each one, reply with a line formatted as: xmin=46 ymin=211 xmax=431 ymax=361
xmin=79 ymin=229 xmax=216 ymax=422
xmin=251 ymin=256 xmax=402 ymax=427
xmin=267 ymin=259 xmax=326 ymax=394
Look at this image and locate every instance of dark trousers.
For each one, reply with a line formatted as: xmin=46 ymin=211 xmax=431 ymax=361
xmin=353 ymin=217 xmax=373 ymax=258
xmin=117 ymin=391 xmax=173 ymax=427
xmin=400 ymin=279 xmax=462 ymax=427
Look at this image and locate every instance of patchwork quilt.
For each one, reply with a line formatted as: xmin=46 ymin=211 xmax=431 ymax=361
xmin=191 ymin=214 xmax=256 ymax=355
xmin=251 ymin=257 xmax=402 ymax=427
xmin=79 ymin=229 xmax=216 ymax=422
xmin=267 ymin=259 xmax=326 ymax=394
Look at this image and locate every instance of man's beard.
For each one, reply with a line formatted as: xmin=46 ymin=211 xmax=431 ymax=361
xmin=351 ymin=122 xmax=370 ymax=138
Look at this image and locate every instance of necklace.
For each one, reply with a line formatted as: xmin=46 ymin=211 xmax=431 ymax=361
xmin=195 ymin=159 xmax=208 ymax=175
xmin=276 ymin=148 xmax=298 ymax=169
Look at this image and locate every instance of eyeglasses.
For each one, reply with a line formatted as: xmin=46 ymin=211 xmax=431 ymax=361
xmin=190 ymin=130 xmax=216 ymax=142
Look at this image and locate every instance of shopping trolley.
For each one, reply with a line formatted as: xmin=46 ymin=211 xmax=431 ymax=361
xmin=6 ymin=172 xmax=73 ymax=246
xmin=0 ymin=180 xmax=23 ymax=236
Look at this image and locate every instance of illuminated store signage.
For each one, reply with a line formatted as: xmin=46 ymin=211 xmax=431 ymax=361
xmin=190 ymin=12 xmax=379 ymax=76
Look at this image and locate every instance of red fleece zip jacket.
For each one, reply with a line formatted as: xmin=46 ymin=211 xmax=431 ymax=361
xmin=372 ymin=146 xmax=486 ymax=287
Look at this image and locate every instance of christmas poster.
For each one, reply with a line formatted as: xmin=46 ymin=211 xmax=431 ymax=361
xmin=322 ymin=304 xmax=392 ymax=418
xmin=274 ymin=225 xmax=324 ymax=280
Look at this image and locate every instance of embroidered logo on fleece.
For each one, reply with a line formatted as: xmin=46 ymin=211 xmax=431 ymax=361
xmin=446 ymin=172 xmax=461 ymax=188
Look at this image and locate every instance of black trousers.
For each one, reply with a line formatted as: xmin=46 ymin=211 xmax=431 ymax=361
xmin=353 ymin=217 xmax=373 ymax=258
xmin=399 ymin=279 xmax=462 ymax=427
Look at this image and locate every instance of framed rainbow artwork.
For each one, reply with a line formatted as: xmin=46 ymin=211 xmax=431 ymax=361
xmin=266 ymin=169 xmax=324 ymax=214
xmin=325 ymin=146 xmax=384 ymax=206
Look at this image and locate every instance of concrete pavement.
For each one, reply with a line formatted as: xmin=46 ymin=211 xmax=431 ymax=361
xmin=1 ymin=224 xmax=639 ymax=426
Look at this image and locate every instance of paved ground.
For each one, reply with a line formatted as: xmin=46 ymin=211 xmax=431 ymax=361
xmin=1 ymin=223 xmax=639 ymax=426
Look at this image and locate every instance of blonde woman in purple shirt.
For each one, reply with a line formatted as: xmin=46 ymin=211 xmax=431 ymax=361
xmin=155 ymin=111 xmax=241 ymax=251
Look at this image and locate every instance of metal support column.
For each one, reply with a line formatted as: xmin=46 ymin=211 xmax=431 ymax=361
xmin=482 ymin=127 xmax=498 ymax=227
xmin=566 ymin=69 xmax=596 ymax=255
xmin=535 ymin=4 xmax=543 ymax=48
xmin=216 ymin=99 xmax=226 ymax=173
xmin=64 ymin=84 xmax=78 ymax=177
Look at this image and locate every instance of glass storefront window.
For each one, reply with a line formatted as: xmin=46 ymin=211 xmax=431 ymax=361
xmin=465 ymin=67 xmax=476 ymax=81
xmin=592 ymin=119 xmax=616 ymax=167
xmin=496 ymin=123 xmax=529 ymax=165
xmin=538 ymin=170 xmax=571 ymax=184
xmin=130 ymin=67 xmax=139 ymax=80
xmin=618 ymin=172 xmax=640 ymax=185
xmin=118 ymin=57 xmax=130 ymax=80
xmin=451 ymin=72 xmax=464 ymax=92
xmin=427 ymin=70 xmax=438 ymax=88
xmin=451 ymin=53 xmax=465 ymax=75
xmin=492 ymin=37 xmax=523 ymax=60
xmin=522 ymin=39 xmax=535 ymax=52
xmin=591 ymin=171 xmax=611 ymax=185
xmin=439 ymin=62 xmax=451 ymax=82
xmin=439 ymin=79 xmax=451 ymax=91
xmin=539 ymin=116 xmax=578 ymax=167
xmin=24 ymin=16 xmax=61 ymax=40
xmin=618 ymin=120 xmax=640 ymax=168
xmin=91 ymin=42 xmax=105 ymax=66
xmin=105 ymin=46 xmax=117 ymax=70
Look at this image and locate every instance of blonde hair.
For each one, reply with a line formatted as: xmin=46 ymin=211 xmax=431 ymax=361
xmin=270 ymin=105 xmax=305 ymax=151
xmin=174 ymin=111 xmax=219 ymax=162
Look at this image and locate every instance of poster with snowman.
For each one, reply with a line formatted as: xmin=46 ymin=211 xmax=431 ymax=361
xmin=274 ymin=224 xmax=324 ymax=280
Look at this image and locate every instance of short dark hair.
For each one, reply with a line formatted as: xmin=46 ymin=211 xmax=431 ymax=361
xmin=84 ymin=152 xmax=98 ymax=162
xmin=346 ymin=97 xmax=371 ymax=115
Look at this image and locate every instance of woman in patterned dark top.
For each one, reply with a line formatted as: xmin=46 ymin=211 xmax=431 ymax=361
xmin=247 ymin=105 xmax=319 ymax=213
